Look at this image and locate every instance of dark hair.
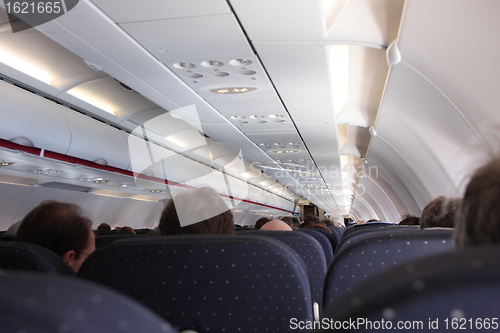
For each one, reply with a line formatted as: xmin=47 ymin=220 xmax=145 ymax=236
xmin=321 ymin=218 xmax=334 ymax=227
xmin=280 ymin=216 xmax=293 ymax=226
xmin=159 ymin=187 xmax=234 ymax=235
xmin=304 ymin=215 xmax=320 ymax=224
xmin=399 ymin=215 xmax=420 ymax=226
xmin=254 ymin=217 xmax=271 ymax=229
xmin=304 ymin=223 xmax=332 ymax=233
xmin=97 ymin=223 xmax=111 ymax=230
xmin=120 ymin=226 xmax=136 ymax=234
xmin=455 ymin=158 xmax=500 ymax=247
xmin=14 ymin=201 xmax=93 ymax=260
xmin=420 ymin=196 xmax=461 ymax=229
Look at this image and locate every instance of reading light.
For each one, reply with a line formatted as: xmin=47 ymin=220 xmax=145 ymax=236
xmin=229 ymin=59 xmax=252 ymax=66
xmin=30 ymin=169 xmax=62 ymax=174
xmin=271 ymin=149 xmax=300 ymax=154
xmin=201 ymin=60 xmax=224 ymax=67
xmin=209 ymin=87 xmax=257 ymax=94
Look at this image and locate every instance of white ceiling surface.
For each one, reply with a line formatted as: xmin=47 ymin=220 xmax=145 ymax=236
xmin=367 ymin=0 xmax=500 ymax=220
xmin=0 ymin=0 xmax=497 ymax=221
xmin=227 ymin=0 xmax=404 ymax=217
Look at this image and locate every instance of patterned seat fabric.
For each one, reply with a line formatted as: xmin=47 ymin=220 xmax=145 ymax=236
xmin=318 ymin=246 xmax=500 ymax=333
xmin=298 ymin=229 xmax=334 ymax=265
xmin=94 ymin=233 xmax=143 ymax=248
xmin=79 ymin=234 xmax=314 ymax=333
xmin=336 ymin=225 xmax=419 ymax=253
xmin=328 ymin=226 xmax=345 ymax=244
xmin=0 ymin=271 xmax=177 ymax=333
xmin=241 ymin=230 xmax=327 ymax=307
xmin=0 ymin=241 xmax=75 ymax=275
xmin=324 ymin=229 xmax=455 ymax=307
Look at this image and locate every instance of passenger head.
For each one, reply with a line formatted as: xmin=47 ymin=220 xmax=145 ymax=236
xmin=321 ymin=218 xmax=334 ymax=227
xmin=299 ymin=214 xmax=320 ymax=228
xmin=260 ymin=220 xmax=292 ymax=231
xmin=254 ymin=217 xmax=271 ymax=229
xmin=280 ymin=216 xmax=293 ymax=227
xmin=455 ymin=158 xmax=500 ymax=247
xmin=304 ymin=223 xmax=332 ymax=233
xmin=159 ymin=187 xmax=234 ymax=235
xmin=399 ymin=215 xmax=420 ymax=226
xmin=14 ymin=201 xmax=95 ymax=272
xmin=304 ymin=214 xmax=320 ymax=224
xmin=96 ymin=222 xmax=111 ymax=231
xmin=120 ymin=226 xmax=136 ymax=234
xmin=420 ymin=196 xmax=461 ymax=229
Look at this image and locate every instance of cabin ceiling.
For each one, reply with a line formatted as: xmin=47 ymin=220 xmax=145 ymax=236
xmin=0 ymin=0 xmax=498 ymax=221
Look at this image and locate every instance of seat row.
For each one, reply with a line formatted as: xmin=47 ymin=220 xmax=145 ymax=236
xmin=4 ymin=232 xmax=500 ymax=333
xmin=1 ymin=228 xmax=457 ymax=329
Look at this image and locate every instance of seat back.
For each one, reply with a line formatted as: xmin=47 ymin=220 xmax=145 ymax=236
xmin=319 ymin=246 xmax=500 ymax=333
xmin=324 ymin=229 xmax=454 ymax=307
xmin=336 ymin=225 xmax=419 ymax=253
xmin=0 ymin=241 xmax=75 ymax=275
xmin=94 ymin=233 xmax=144 ymax=248
xmin=0 ymin=234 xmax=15 ymax=242
xmin=0 ymin=271 xmax=177 ymax=333
xmin=79 ymin=234 xmax=313 ymax=333
xmin=241 ymin=230 xmax=327 ymax=307
xmin=298 ymin=229 xmax=334 ymax=265
xmin=328 ymin=226 xmax=344 ymax=244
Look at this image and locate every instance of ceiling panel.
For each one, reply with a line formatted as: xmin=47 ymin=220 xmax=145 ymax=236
xmin=296 ymin=123 xmax=339 ymax=155
xmin=91 ymin=0 xmax=231 ymax=23
xmin=251 ymin=43 xmax=335 ymax=123
xmin=325 ymin=0 xmax=405 ymax=47
xmin=398 ymin=0 xmax=500 ymax=132
xmin=367 ymin=136 xmax=430 ymax=211
xmin=120 ymin=15 xmax=254 ymax=64
xmin=358 ymin=176 xmax=399 ymax=222
xmin=352 ymin=195 xmax=379 ymax=221
xmin=375 ymin=63 xmax=480 ymax=198
xmin=228 ymin=0 xmax=326 ymax=41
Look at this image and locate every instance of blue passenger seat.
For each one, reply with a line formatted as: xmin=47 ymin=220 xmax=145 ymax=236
xmin=0 ymin=241 xmax=75 ymax=275
xmin=0 ymin=234 xmax=15 ymax=242
xmin=324 ymin=229 xmax=455 ymax=308
xmin=240 ymin=230 xmax=327 ymax=308
xmin=328 ymin=226 xmax=344 ymax=244
xmin=318 ymin=245 xmax=500 ymax=332
xmin=0 ymin=271 xmax=177 ymax=333
xmin=78 ymin=234 xmax=314 ymax=333
xmin=336 ymin=225 xmax=419 ymax=253
xmin=94 ymin=232 xmax=144 ymax=248
xmin=298 ymin=228 xmax=334 ymax=265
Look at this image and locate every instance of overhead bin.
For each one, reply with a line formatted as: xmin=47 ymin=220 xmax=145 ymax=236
xmin=62 ymin=107 xmax=130 ymax=170
xmin=0 ymin=80 xmax=71 ymax=153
